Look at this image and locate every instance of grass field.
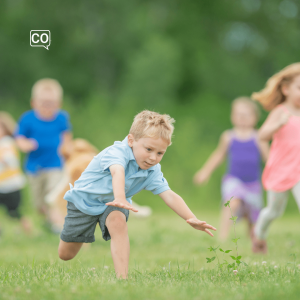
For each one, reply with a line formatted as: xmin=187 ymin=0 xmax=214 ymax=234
xmin=0 ymin=209 xmax=299 ymax=300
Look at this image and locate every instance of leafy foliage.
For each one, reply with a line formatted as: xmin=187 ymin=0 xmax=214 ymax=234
xmin=206 ymin=198 xmax=248 ymax=271
xmin=1 ymin=0 xmax=299 ymax=104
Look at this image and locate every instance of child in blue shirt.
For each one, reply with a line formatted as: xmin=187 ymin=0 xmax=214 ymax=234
xmin=15 ymin=79 xmax=72 ymax=224
xmin=59 ymin=110 xmax=216 ymax=279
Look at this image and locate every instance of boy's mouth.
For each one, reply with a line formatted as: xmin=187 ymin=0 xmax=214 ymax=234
xmin=144 ymin=161 xmax=152 ymax=167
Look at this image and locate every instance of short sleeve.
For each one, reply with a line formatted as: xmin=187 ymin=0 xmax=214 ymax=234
xmin=99 ymin=143 xmax=129 ymax=171
xmin=59 ymin=111 xmax=72 ymax=132
xmin=144 ymin=165 xmax=170 ymax=195
xmin=14 ymin=114 xmax=31 ymax=137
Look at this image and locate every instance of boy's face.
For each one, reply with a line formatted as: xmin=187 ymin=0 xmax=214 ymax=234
xmin=127 ymin=134 xmax=169 ymax=170
xmin=31 ymin=89 xmax=61 ymax=119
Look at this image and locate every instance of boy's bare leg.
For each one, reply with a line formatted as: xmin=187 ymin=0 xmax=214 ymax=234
xmin=58 ymin=240 xmax=83 ymax=261
xmin=105 ymin=211 xmax=129 ymax=279
xmin=219 ymin=198 xmax=240 ymax=241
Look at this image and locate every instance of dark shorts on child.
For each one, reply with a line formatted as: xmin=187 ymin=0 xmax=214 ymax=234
xmin=60 ymin=201 xmax=130 ymax=243
xmin=0 ymin=190 xmax=21 ymax=219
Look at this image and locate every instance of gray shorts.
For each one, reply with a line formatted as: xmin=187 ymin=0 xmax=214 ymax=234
xmin=60 ymin=201 xmax=129 ymax=243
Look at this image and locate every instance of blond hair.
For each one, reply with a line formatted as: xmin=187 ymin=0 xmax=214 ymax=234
xmin=0 ymin=111 xmax=16 ymax=136
xmin=232 ymin=96 xmax=260 ymax=120
xmin=31 ymin=78 xmax=63 ymax=102
xmin=129 ymin=110 xmax=175 ymax=145
xmin=252 ymin=63 xmax=300 ymax=111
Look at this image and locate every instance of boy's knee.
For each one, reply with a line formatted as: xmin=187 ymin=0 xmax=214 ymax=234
xmin=58 ymin=250 xmax=74 ymax=261
xmin=58 ymin=246 xmax=75 ymax=261
xmin=107 ymin=213 xmax=127 ymax=235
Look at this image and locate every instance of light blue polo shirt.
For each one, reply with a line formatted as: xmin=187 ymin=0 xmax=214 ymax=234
xmin=64 ymin=137 xmax=170 ymax=215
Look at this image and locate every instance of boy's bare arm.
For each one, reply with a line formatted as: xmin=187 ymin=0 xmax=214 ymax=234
xmin=159 ymin=190 xmax=216 ymax=236
xmin=193 ymin=131 xmax=230 ymax=185
xmin=15 ymin=136 xmax=38 ymax=153
xmin=105 ymin=164 xmax=138 ymax=212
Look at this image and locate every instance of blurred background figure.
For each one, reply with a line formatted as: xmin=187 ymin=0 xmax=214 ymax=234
xmin=252 ymin=63 xmax=300 ymax=253
xmin=193 ymin=97 xmax=269 ymax=249
xmin=14 ymin=79 xmax=73 ymax=232
xmin=0 ymin=112 xmax=31 ymax=234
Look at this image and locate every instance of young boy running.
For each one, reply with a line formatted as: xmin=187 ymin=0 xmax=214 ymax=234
xmin=58 ymin=110 xmax=216 ymax=279
xmin=15 ymin=78 xmax=72 ymax=230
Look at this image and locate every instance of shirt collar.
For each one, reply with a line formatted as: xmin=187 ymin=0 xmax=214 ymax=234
xmin=122 ymin=136 xmax=135 ymax=161
xmin=122 ymin=136 xmax=156 ymax=172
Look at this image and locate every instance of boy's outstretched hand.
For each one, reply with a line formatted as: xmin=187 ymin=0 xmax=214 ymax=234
xmin=186 ymin=218 xmax=217 ymax=237
xmin=106 ymin=199 xmax=138 ymax=213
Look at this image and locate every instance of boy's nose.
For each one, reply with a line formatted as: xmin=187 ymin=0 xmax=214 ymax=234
xmin=149 ymin=154 xmax=156 ymax=161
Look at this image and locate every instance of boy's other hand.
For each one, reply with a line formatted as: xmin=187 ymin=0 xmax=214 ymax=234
xmin=29 ymin=139 xmax=39 ymax=151
xmin=23 ymin=139 xmax=38 ymax=152
xmin=186 ymin=218 xmax=217 ymax=237
xmin=16 ymin=136 xmax=38 ymax=152
xmin=106 ymin=199 xmax=139 ymax=213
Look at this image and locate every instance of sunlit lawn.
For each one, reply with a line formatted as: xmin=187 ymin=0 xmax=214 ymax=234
xmin=0 ymin=210 xmax=299 ymax=300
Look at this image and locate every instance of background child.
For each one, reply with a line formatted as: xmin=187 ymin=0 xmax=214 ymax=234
xmin=15 ymin=79 xmax=72 ymax=230
xmin=0 ymin=111 xmax=31 ymax=233
xmin=194 ymin=97 xmax=269 ymax=245
xmin=58 ymin=110 xmax=216 ymax=279
xmin=252 ymin=63 xmax=300 ymax=253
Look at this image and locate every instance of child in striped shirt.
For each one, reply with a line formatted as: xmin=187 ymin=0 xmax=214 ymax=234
xmin=0 ymin=112 xmax=31 ymax=234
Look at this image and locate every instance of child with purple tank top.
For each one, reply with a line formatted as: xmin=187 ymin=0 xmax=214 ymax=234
xmin=194 ymin=97 xmax=269 ymax=249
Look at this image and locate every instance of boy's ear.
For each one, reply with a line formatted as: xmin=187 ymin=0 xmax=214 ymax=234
xmin=127 ymin=134 xmax=134 ymax=147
